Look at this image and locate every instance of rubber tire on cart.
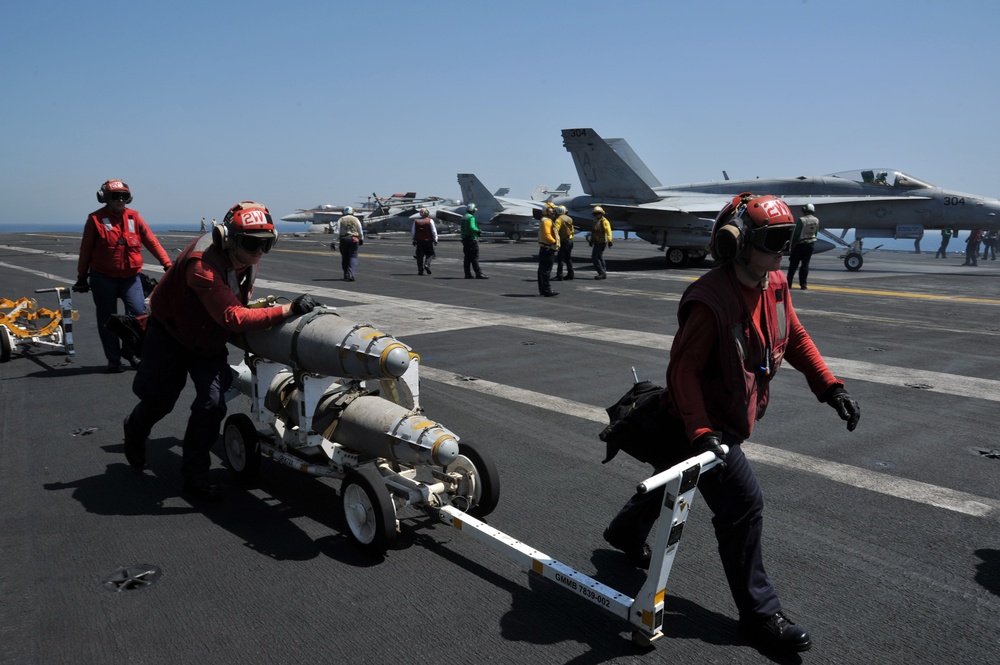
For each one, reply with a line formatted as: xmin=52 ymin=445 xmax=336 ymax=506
xmin=341 ymin=466 xmax=396 ymax=556
xmin=447 ymin=441 xmax=501 ymax=517
xmin=665 ymin=247 xmax=689 ymax=268
xmin=0 ymin=328 xmax=12 ymax=363
xmin=222 ymin=413 xmax=262 ymax=485
xmin=844 ymin=252 xmax=863 ymax=271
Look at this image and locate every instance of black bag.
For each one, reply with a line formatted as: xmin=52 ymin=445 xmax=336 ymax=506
xmin=599 ymin=381 xmax=689 ymax=467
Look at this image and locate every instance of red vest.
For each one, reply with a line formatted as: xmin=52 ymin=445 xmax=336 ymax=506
xmin=85 ymin=208 xmax=145 ymax=276
xmin=413 ymin=217 xmax=435 ymax=241
xmin=669 ymin=265 xmax=790 ymax=439
xmin=150 ymin=235 xmax=256 ymax=356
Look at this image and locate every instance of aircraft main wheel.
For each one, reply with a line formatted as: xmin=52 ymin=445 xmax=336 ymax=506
xmin=844 ymin=252 xmax=863 ymax=271
xmin=0 ymin=328 xmax=12 ymax=363
xmin=341 ymin=466 xmax=396 ymax=555
xmin=510 ymin=232 xmax=522 ymax=242
xmin=223 ymin=414 xmax=262 ymax=484
xmin=665 ymin=247 xmax=688 ymax=268
xmin=447 ymin=441 xmax=501 ymax=517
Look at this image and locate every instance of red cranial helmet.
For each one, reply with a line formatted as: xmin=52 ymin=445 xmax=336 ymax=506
xmin=710 ymin=193 xmax=794 ymax=261
xmin=215 ymin=201 xmax=278 ymax=253
xmin=97 ymin=179 xmax=132 ymax=204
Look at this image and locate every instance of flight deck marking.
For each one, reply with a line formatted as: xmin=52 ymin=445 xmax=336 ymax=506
xmin=419 ymin=366 xmax=1000 ymax=521
xmin=4 ymin=253 xmax=1000 ymax=518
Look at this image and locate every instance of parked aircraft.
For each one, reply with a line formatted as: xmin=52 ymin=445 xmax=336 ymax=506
xmin=435 ymin=174 xmax=570 ymax=241
xmin=280 ymin=193 xmax=450 ymax=235
xmin=558 ymin=127 xmax=1000 ymax=270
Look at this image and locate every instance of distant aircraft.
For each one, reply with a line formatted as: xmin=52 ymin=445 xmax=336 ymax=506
xmin=558 ymin=127 xmax=1000 ymax=270
xmin=280 ymin=193 xmax=450 ymax=235
xmin=435 ymin=174 xmax=571 ymax=241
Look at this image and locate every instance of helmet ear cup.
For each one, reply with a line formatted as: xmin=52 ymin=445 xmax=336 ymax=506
xmin=96 ymin=189 xmax=105 ymax=203
xmin=212 ymin=223 xmax=229 ymax=250
xmin=711 ymin=221 xmax=744 ymax=262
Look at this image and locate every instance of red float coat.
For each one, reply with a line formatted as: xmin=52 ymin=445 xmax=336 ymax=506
xmin=663 ymin=265 xmax=841 ymax=442
xmin=77 ymin=206 xmax=172 ymax=279
xmin=150 ymin=235 xmax=287 ymax=356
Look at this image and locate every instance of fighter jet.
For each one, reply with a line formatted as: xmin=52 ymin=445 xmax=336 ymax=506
xmin=558 ymin=127 xmax=1000 ymax=270
xmin=280 ymin=193 xmax=448 ymax=235
xmin=434 ymin=174 xmax=570 ymax=241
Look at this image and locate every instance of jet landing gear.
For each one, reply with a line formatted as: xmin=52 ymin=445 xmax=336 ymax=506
xmin=844 ymin=251 xmax=863 ymax=271
xmin=664 ymin=247 xmax=688 ymax=268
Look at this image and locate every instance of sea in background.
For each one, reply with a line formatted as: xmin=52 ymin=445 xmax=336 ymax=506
xmin=0 ymin=222 xmax=961 ymax=254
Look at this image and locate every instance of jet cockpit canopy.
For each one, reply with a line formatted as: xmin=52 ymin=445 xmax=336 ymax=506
xmin=827 ymin=169 xmax=933 ymax=190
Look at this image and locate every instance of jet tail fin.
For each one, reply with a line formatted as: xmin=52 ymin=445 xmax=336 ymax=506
xmin=458 ymin=174 xmax=503 ymax=217
xmin=562 ymin=128 xmax=659 ymax=202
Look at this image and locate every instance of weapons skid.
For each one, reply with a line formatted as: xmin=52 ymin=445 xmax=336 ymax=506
xmin=226 ymin=305 xmax=726 ymax=647
xmin=0 ymin=286 xmax=76 ymax=362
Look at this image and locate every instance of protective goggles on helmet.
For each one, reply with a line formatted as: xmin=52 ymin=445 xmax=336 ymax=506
xmin=748 ymin=224 xmax=794 ymax=255
xmin=106 ymin=191 xmax=131 ymax=202
xmin=235 ymin=233 xmax=276 ymax=254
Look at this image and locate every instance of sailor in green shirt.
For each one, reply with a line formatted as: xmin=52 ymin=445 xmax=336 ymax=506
xmin=461 ymin=203 xmax=487 ymax=279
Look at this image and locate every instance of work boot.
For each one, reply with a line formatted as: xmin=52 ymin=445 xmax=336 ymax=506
xmin=476 ymin=274 xmax=489 ymax=279
xmin=424 ymin=265 xmax=432 ymax=274
xmin=107 ymin=360 xmax=125 ymax=374
xmin=123 ymin=416 xmax=146 ymax=469
xmin=554 ymin=275 xmax=563 ymax=281
xmin=740 ymin=611 xmax=812 ymax=653
xmin=566 ymin=273 xmax=574 ymax=280
xmin=543 ymin=291 xmax=559 ymax=297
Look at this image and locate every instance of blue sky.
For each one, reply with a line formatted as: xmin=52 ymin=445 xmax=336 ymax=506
xmin=2 ymin=0 xmax=998 ymax=230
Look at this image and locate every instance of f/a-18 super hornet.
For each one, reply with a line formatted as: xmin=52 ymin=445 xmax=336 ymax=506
xmin=556 ymin=127 xmax=1000 ymax=270
xmin=280 ymin=192 xmax=451 ymax=235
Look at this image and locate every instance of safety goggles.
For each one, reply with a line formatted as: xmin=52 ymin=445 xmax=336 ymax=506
xmin=236 ymin=233 xmax=275 ymax=254
xmin=749 ymin=225 xmax=793 ymax=255
xmin=106 ymin=192 xmax=130 ymax=202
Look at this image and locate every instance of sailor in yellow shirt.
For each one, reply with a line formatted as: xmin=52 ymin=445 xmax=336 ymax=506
xmin=537 ymin=204 xmax=560 ymax=297
xmin=553 ymin=205 xmax=575 ymax=280
xmin=589 ymin=206 xmax=613 ymax=279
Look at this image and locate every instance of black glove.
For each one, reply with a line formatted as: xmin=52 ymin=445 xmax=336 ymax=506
xmin=413 ymin=241 xmax=418 ymax=246
xmin=72 ymin=276 xmax=89 ymax=293
xmin=291 ymin=294 xmax=319 ymax=315
xmin=608 ymin=242 xmax=613 ymax=248
xmin=691 ymin=431 xmax=727 ymax=470
xmin=824 ymin=386 xmax=860 ymax=432
xmin=433 ymin=241 xmax=438 ymax=246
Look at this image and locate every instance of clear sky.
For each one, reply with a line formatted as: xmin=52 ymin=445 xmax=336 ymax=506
xmin=2 ymin=0 xmax=999 ymax=230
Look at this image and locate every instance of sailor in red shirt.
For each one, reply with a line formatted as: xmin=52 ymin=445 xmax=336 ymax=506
xmin=74 ymin=179 xmax=173 ymax=372
xmin=123 ymin=201 xmax=319 ymax=501
xmin=604 ymin=193 xmax=860 ymax=655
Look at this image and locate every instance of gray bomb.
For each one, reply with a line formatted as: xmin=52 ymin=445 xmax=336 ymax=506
xmin=235 ymin=309 xmax=412 ymax=380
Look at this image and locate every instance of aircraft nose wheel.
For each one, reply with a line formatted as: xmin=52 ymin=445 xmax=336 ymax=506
xmin=844 ymin=252 xmax=864 ymax=271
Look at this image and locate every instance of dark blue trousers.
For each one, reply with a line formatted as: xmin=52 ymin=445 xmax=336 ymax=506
xmin=339 ymin=237 xmax=360 ymax=279
xmin=125 ymin=320 xmax=231 ymax=482
xmin=607 ymin=441 xmax=781 ymax=620
xmin=538 ymin=246 xmax=556 ymax=294
xmin=89 ymin=271 xmax=145 ymax=362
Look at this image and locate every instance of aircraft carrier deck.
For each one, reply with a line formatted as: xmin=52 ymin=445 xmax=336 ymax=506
xmin=2 ymin=230 xmax=998 ymax=664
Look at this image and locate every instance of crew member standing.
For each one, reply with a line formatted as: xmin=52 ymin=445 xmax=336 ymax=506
xmin=554 ymin=205 xmax=575 ymax=280
xmin=537 ymin=205 xmax=560 ymax=297
xmin=412 ymin=207 xmax=438 ymax=275
xmin=338 ymin=206 xmax=363 ymax=281
xmin=935 ymin=228 xmax=954 ymax=258
xmin=74 ymin=179 xmax=173 ymax=373
xmin=589 ymin=206 xmax=613 ymax=279
xmin=963 ymin=229 xmax=981 ymax=266
xmin=461 ymin=203 xmax=488 ymax=279
xmin=603 ymin=192 xmax=860 ymax=655
xmin=786 ymin=203 xmax=819 ymax=289
xmin=122 ymin=201 xmax=318 ymax=500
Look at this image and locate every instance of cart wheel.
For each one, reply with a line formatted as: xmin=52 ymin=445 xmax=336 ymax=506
xmin=0 ymin=329 xmax=12 ymax=363
xmin=447 ymin=441 xmax=501 ymax=517
xmin=341 ymin=466 xmax=396 ymax=556
xmin=223 ymin=414 xmax=261 ymax=484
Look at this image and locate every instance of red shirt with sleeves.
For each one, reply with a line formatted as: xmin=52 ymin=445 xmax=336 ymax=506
xmin=77 ymin=206 xmax=172 ymax=279
xmin=666 ymin=274 xmax=841 ymax=443
xmin=150 ymin=236 xmax=286 ymax=355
